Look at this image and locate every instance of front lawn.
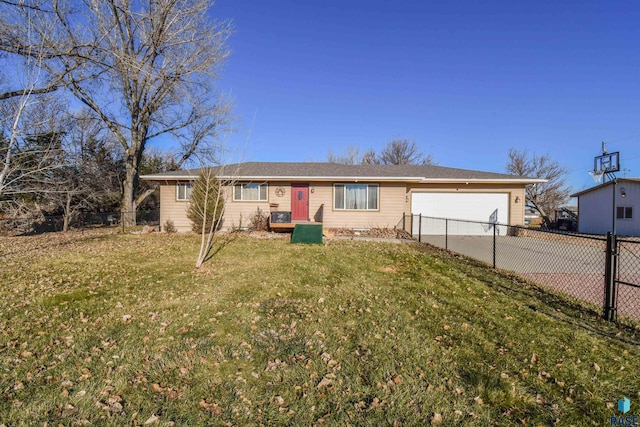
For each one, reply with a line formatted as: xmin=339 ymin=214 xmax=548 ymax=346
xmin=0 ymin=230 xmax=638 ymax=426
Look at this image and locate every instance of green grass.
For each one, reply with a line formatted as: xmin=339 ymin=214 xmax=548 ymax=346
xmin=1 ymin=229 xmax=639 ymax=426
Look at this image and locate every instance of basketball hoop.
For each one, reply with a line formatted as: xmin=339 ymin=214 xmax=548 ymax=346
xmin=589 ymin=170 xmax=604 ymax=183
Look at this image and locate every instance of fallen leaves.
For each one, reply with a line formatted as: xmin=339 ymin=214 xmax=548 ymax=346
xmin=151 ymin=383 xmax=181 ymax=400
xmin=2 ymin=229 xmax=640 ymax=427
xmin=530 ymin=353 xmax=538 ymax=366
xmin=144 ymin=414 xmax=160 ymax=425
xmin=317 ymin=375 xmax=334 ymax=390
xmin=199 ymin=399 xmax=222 ymax=415
xmin=431 ymin=412 xmax=444 ymax=425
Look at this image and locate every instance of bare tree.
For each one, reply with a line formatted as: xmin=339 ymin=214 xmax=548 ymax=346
xmin=506 ymin=148 xmax=569 ymax=227
xmin=378 ymin=139 xmax=435 ymax=165
xmin=328 ymin=140 xmax=436 ymax=165
xmin=0 ymin=9 xmax=72 ymax=227
xmin=0 ymin=94 xmax=65 ymax=212
xmin=189 ymin=166 xmax=228 ymax=268
xmin=1 ymin=0 xmax=232 ymax=224
xmin=46 ymin=110 xmax=122 ymax=231
xmin=327 ymin=145 xmax=363 ymax=165
xmin=361 ymin=148 xmax=379 ymax=165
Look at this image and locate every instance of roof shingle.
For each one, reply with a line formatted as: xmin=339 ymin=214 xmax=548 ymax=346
xmin=141 ymin=161 xmax=542 ymax=183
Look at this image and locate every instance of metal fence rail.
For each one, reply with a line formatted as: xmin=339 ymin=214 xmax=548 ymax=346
xmin=406 ymin=214 xmax=640 ymax=323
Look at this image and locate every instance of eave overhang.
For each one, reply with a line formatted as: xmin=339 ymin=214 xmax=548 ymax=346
xmin=140 ymin=174 xmax=546 ymax=185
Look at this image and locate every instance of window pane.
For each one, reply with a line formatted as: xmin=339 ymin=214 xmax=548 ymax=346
xmin=617 ymin=206 xmax=624 ymax=219
xmin=244 ymin=183 xmax=259 ymax=200
xmin=368 ymin=185 xmax=378 ymax=209
xmin=260 ymin=184 xmax=268 ymax=201
xmin=234 ymin=185 xmax=242 ymax=200
xmin=334 ymin=185 xmax=344 ymax=209
xmin=346 ymin=184 xmax=367 ymax=209
xmin=177 ymin=183 xmax=191 ymax=200
xmin=626 ymin=207 xmax=633 ymax=219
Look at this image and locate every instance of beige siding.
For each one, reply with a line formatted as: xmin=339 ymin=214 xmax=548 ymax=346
xmin=224 ymin=181 xmax=407 ymax=230
xmin=159 ymin=183 xmax=192 ymax=232
xmin=222 ymin=184 xmax=271 ymax=230
xmin=268 ymin=183 xmax=292 ymax=212
xmin=158 ymin=180 xmax=527 ymax=233
xmin=318 ymin=182 xmax=407 ymax=229
xmin=406 ymin=183 xmax=526 ymax=226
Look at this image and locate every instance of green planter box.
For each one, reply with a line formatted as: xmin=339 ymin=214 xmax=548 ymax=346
xmin=291 ymin=224 xmax=323 ymax=244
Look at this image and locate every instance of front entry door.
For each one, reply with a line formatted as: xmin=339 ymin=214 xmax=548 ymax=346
xmin=291 ymin=184 xmax=309 ymax=221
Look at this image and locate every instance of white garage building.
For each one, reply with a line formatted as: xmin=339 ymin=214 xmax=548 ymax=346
xmin=571 ymin=178 xmax=640 ymax=236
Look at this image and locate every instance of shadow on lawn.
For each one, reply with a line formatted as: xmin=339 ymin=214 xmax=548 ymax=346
xmin=200 ymin=232 xmax=239 ymax=265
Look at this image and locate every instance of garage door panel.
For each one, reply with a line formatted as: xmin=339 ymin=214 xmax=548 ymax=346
xmin=412 ymin=193 xmax=508 ymax=236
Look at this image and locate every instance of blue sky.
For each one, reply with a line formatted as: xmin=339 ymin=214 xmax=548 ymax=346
xmin=209 ymin=0 xmax=640 ymax=192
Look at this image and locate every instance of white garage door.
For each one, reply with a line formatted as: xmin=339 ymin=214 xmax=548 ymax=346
xmin=411 ymin=192 xmax=509 ymax=236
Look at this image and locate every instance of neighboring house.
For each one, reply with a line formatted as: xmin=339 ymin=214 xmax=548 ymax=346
xmin=141 ymin=162 xmax=544 ymax=234
xmin=554 ymin=205 xmax=578 ymax=221
xmin=524 ymin=206 xmax=542 ymax=227
xmin=571 ymin=178 xmax=640 ymax=236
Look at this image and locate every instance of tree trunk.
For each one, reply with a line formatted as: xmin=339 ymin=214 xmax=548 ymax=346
xmin=529 ymin=202 xmax=553 ymax=228
xmin=62 ymin=192 xmax=72 ymax=232
xmin=122 ymin=161 xmax=138 ymax=227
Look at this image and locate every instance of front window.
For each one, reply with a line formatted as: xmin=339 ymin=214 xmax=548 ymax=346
xmin=176 ymin=182 xmax=193 ymax=201
xmin=617 ymin=206 xmax=633 ymax=219
xmin=234 ymin=182 xmax=268 ymax=201
xmin=334 ymin=183 xmax=378 ymax=210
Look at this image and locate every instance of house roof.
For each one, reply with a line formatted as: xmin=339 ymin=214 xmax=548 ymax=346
xmin=140 ymin=162 xmax=545 ymax=184
xmin=571 ymin=178 xmax=640 ymax=198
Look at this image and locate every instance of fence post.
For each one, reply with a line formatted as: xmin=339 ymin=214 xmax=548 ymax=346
xmin=445 ymin=219 xmax=448 ymax=250
xmin=418 ymin=214 xmax=422 ymax=243
xmin=492 ymin=224 xmax=497 ymax=269
xmin=604 ymin=232 xmax=618 ymax=321
xmin=122 ymin=211 xmax=125 ymax=233
xmin=402 ymin=213 xmax=406 ymax=232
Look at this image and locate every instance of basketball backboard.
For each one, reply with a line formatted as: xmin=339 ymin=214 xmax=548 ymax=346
xmin=594 ymin=151 xmax=620 ymax=174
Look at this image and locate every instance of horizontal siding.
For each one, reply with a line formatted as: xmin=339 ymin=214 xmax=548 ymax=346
xmin=159 ymin=180 xmax=528 ymax=232
xmin=320 ymin=183 xmax=407 ymax=229
xmin=223 ymin=182 xmax=295 ymax=230
xmin=159 ymin=184 xmax=191 ymax=232
xmin=222 ymin=184 xmax=271 ymax=230
xmin=224 ymin=181 xmax=407 ymax=230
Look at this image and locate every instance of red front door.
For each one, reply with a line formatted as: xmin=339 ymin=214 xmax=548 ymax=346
xmin=291 ymin=184 xmax=309 ymax=221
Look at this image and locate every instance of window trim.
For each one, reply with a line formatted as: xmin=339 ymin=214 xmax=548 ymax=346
xmin=233 ymin=182 xmax=269 ymax=202
xmin=176 ymin=181 xmax=193 ymax=201
xmin=333 ymin=183 xmax=379 ymax=211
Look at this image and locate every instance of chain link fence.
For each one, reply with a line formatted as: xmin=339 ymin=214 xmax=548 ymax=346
xmin=615 ymin=238 xmax=640 ymax=320
xmin=406 ymin=214 xmax=640 ymax=323
xmin=0 ymin=210 xmax=160 ymax=234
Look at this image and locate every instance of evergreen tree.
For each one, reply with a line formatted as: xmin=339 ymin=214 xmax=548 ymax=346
xmin=187 ymin=168 xmax=225 ymax=234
